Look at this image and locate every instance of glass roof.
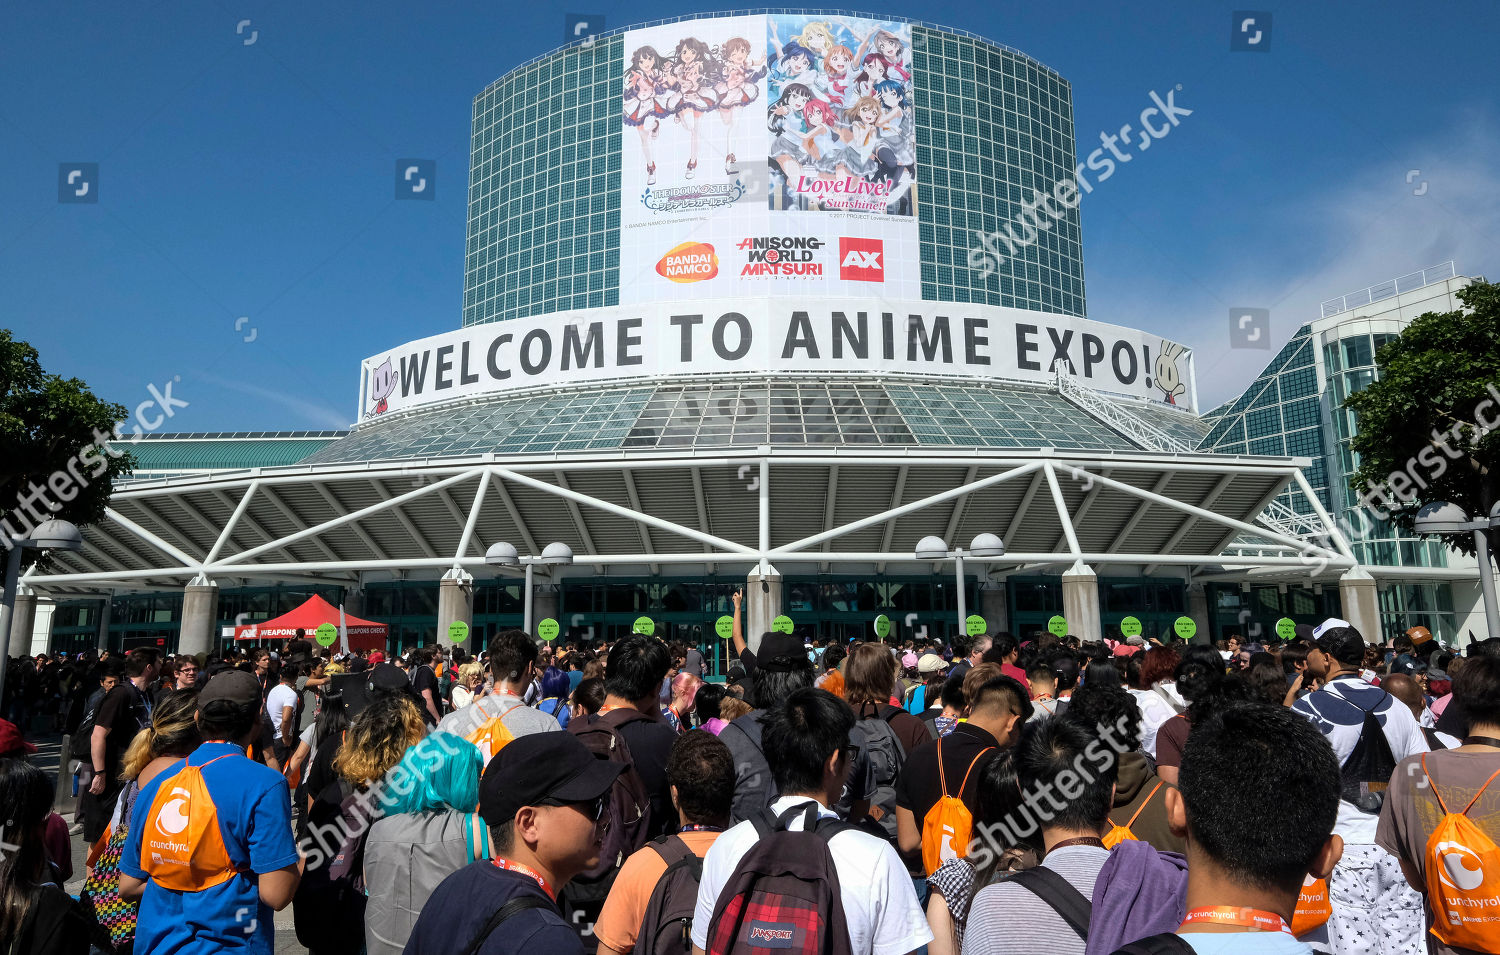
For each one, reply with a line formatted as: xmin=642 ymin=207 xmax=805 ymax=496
xmin=298 ymin=379 xmax=1139 ymax=465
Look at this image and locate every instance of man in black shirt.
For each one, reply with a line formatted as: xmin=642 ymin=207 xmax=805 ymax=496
xmin=80 ymin=647 xmax=159 ymax=841
xmin=410 ymin=646 xmax=441 ymax=725
xmin=893 ymin=672 xmax=1030 ymax=865
xmin=406 ymin=732 xmax=624 ymax=955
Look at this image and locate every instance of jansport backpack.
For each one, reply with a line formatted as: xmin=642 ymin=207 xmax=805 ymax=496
xmin=851 ymin=705 xmax=908 ymax=839
xmin=633 ymin=835 xmax=704 ymax=955
xmin=1337 ymin=688 xmax=1398 ymax=813
xmin=921 ymin=741 xmax=994 ymax=875
xmin=704 ymin=803 xmax=856 ymax=955
xmin=138 ymin=754 xmax=240 ymax=892
xmin=1420 ymin=755 xmax=1500 ymax=950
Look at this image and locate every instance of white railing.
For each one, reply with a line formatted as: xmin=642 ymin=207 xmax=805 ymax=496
xmin=1321 ymin=262 xmax=1457 ymax=318
xmin=1052 ymin=366 xmax=1195 ymax=454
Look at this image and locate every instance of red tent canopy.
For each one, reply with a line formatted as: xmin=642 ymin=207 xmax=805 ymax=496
xmin=232 ymin=594 xmax=387 ymax=651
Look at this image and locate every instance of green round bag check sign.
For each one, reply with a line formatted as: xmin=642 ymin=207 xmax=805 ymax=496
xmin=1173 ymin=616 xmax=1197 ymax=640
xmin=1047 ymin=615 xmax=1068 ymax=638
xmin=448 ymin=620 xmax=470 ymax=643
xmin=633 ymin=616 xmax=655 ymax=636
xmin=1276 ymin=617 xmax=1297 ymax=640
xmin=965 ymin=615 xmax=987 ymax=637
xmin=715 ymin=615 xmax=734 ymax=640
xmin=873 ymin=614 xmax=892 ymax=639
xmin=771 ymin=615 xmax=795 ymax=634
xmin=1119 ymin=616 xmax=1143 ymax=638
xmin=314 ymin=623 xmax=338 ymax=647
xmin=536 ymin=618 xmax=560 ymax=642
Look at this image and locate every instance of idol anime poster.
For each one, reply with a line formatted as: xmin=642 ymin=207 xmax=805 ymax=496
xmin=766 ymin=15 xmax=916 ymax=216
xmin=621 ymin=15 xmax=768 ymax=222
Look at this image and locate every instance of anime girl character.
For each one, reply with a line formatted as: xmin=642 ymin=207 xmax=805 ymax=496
xmin=837 ymin=95 xmax=897 ymax=182
xmin=667 ymin=36 xmax=719 ymax=180
xmin=853 ymin=53 xmax=889 ymax=100
xmin=871 ymin=29 xmax=912 ymax=82
xmin=789 ymin=20 xmax=837 ymax=68
xmin=873 ymin=79 xmax=915 ymax=210
xmin=714 ymin=36 xmax=765 ymax=175
xmin=820 ymin=44 xmax=857 ymax=109
xmin=624 ymin=45 xmax=672 ymax=185
xmin=768 ymin=82 xmax=816 ymax=197
xmin=800 ymin=98 xmax=850 ymax=181
xmin=767 ymin=41 xmax=824 ymax=102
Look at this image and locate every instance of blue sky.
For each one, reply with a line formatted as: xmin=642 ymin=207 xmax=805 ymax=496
xmin=3 ymin=0 xmax=1497 ymax=430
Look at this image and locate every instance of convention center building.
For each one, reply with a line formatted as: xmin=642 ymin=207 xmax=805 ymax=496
xmin=12 ymin=12 xmax=1487 ymax=661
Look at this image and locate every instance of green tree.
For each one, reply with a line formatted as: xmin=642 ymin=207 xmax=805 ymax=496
xmin=0 ymin=330 xmax=134 ymax=566
xmin=1345 ymin=280 xmax=1500 ymax=570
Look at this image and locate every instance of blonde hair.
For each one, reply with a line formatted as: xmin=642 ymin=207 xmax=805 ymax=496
xmin=792 ymin=21 xmax=835 ymax=51
xmin=334 ymin=694 xmax=427 ymax=787
xmin=719 ymin=696 xmax=753 ymax=723
xmin=121 ymin=689 xmax=202 ymax=782
xmin=458 ymin=661 xmax=484 ymax=686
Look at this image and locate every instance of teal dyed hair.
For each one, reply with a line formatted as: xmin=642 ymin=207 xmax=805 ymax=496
xmin=381 ymin=732 xmax=483 ymax=815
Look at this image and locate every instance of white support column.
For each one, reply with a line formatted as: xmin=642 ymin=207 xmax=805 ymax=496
xmin=8 ymin=589 xmax=36 ymax=658
xmin=979 ymin=583 xmax=1008 ymax=636
xmin=1062 ymin=560 xmax=1101 ymax=642
xmin=180 ymin=576 xmax=219 ymax=659
xmin=1186 ymin=581 xmax=1211 ymax=645
xmin=746 ymin=564 xmax=782 ymax=656
xmin=1338 ymin=566 xmax=1382 ymax=643
xmin=96 ymin=595 xmax=112 ymax=652
xmin=438 ymin=568 xmax=475 ymax=649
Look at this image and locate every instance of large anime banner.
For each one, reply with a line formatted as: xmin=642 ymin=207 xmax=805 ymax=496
xmin=766 ymin=15 xmax=916 ymax=217
xmin=618 ymin=15 xmax=920 ymax=306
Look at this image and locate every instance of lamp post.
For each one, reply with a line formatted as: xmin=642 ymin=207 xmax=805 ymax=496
xmin=485 ymin=541 xmax=574 ymax=635
xmin=1414 ymin=501 xmax=1500 ymax=640
xmin=915 ymin=533 xmax=1006 ymax=637
xmin=0 ymin=519 xmax=84 ymax=702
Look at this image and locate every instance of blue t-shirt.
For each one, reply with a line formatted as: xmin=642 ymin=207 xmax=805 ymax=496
xmin=406 ymin=861 xmax=581 ymax=955
xmin=1182 ymin=932 xmax=1313 ymax=954
xmin=121 ymin=742 xmax=300 ymax=955
xmin=537 ymin=696 xmax=571 ymax=729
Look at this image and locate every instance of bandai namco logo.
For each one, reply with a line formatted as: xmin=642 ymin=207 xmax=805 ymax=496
xmin=656 ymin=241 xmax=718 ymax=283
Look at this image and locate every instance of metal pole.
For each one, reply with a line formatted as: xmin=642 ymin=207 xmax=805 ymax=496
xmin=523 ymin=561 xmax=534 ymax=635
xmin=0 ymin=542 xmax=26 ymax=707
xmin=1474 ymin=528 xmax=1499 ymax=640
xmin=955 ymin=552 xmax=966 ymax=638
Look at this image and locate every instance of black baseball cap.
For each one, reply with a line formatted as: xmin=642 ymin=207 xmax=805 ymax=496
xmin=199 ymin=669 xmax=262 ymax=709
xmin=479 ymin=732 xmax=624 ymax=827
xmin=1316 ymin=626 xmax=1368 ymax=667
xmin=755 ymin=633 xmax=809 ymax=671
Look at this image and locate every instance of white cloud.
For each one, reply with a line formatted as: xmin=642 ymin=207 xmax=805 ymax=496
xmin=1096 ymin=119 xmax=1500 ymax=411
xmin=192 ymin=372 xmax=350 ymax=429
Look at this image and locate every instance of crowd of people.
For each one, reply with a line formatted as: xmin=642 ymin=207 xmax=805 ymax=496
xmin=1 ymin=604 xmax=1497 ymax=955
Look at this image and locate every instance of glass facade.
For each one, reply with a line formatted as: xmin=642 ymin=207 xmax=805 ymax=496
xmin=302 ymin=379 xmax=1135 ymax=464
xmin=1321 ymin=327 xmax=1446 ymax=570
xmin=464 ymin=37 xmax=624 ymax=325
xmin=460 ymin=14 xmax=1086 ymax=326
xmin=1199 ymin=324 xmax=1329 ymax=517
xmin=912 ymin=26 xmax=1085 ymax=315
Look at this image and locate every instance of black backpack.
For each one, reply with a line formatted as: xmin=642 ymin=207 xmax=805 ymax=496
xmin=703 ymin=803 xmax=856 ymax=955
xmin=632 ymin=835 xmax=703 ymax=955
xmin=1109 ymin=935 xmax=1195 ymax=955
xmin=293 ymin=779 xmax=373 ymax=955
xmin=1337 ymin=688 xmax=1398 ymax=814
xmin=846 ymin=705 xmax=907 ymax=839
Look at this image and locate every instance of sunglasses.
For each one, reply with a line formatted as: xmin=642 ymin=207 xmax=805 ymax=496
xmin=539 ymin=793 xmax=609 ymax=824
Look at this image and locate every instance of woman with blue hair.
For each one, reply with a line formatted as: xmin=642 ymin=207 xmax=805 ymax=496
xmin=534 ymin=665 xmax=572 ymax=728
xmin=362 ymin=732 xmax=489 ymax=955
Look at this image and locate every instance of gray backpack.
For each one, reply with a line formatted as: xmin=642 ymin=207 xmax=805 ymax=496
xmin=847 ymin=705 xmax=907 ymax=839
